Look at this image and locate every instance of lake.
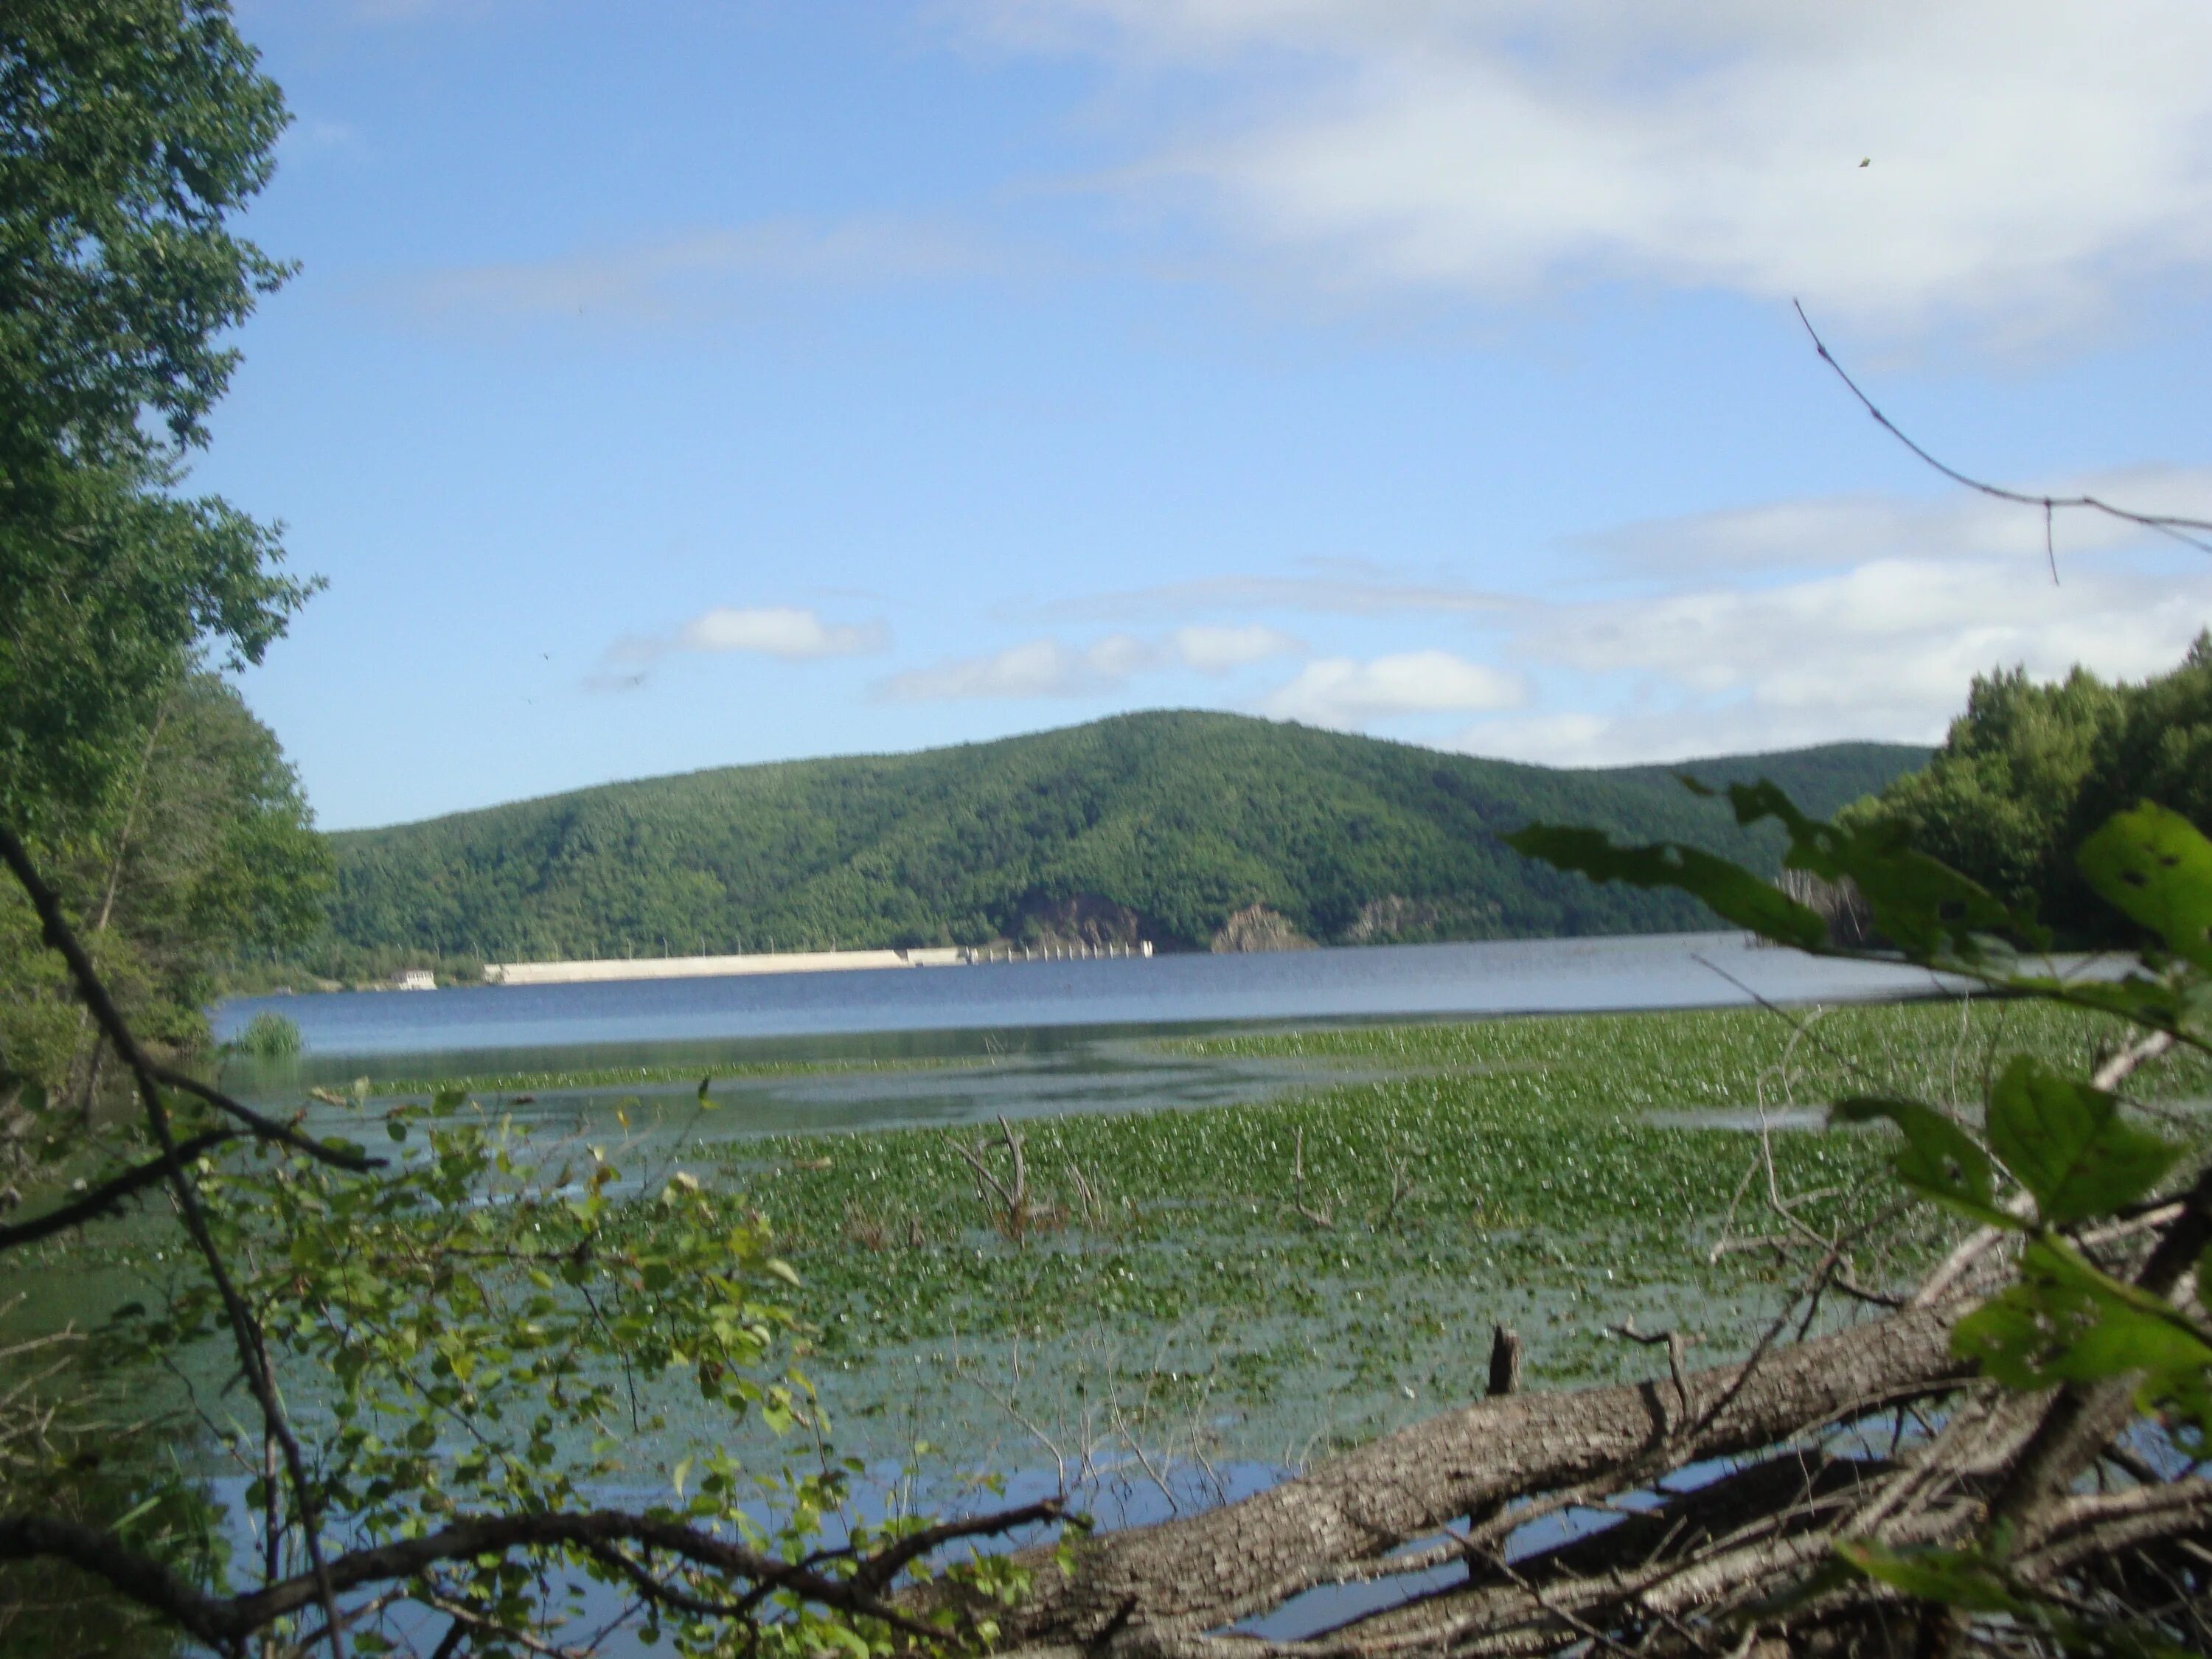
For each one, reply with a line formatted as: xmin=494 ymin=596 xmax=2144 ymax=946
xmin=208 ymin=931 xmax=1965 ymax=1139
xmin=157 ymin=942 xmax=2105 ymax=1656
xmin=218 ymin=929 xmax=1952 ymax=1062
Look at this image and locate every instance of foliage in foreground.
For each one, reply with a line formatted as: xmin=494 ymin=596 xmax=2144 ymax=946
xmin=0 ymin=824 xmax=1056 ymax=1658
xmin=1512 ymin=784 xmax=2212 ymax=1654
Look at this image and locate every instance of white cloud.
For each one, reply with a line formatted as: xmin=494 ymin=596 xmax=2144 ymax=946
xmin=1579 ymin=468 xmax=2212 ymax=574
xmin=391 ymin=216 xmax=1009 ymax=324
xmin=1260 ymin=650 xmax=1526 ymax=727
xmin=591 ymin=605 xmax=887 ymax=690
xmin=875 ymin=636 xmax=1153 ymax=701
xmin=1450 ymin=712 xmax=1617 ymax=768
xmin=875 ymin=625 xmax=1304 ymax=700
xmin=1451 ymin=546 xmax=2212 ymax=764
xmin=1529 ymin=557 xmax=2202 ymax=703
xmin=1169 ymin=623 xmax=1303 ymax=669
xmin=676 ymin=606 xmax=886 ymax=659
xmin=973 ymin=0 xmax=2212 ymax=335
xmin=1038 ymin=569 xmax=1506 ymax=622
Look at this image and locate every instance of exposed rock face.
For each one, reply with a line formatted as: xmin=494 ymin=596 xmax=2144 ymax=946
xmin=1014 ymin=892 xmax=1149 ymax=950
xmin=1209 ymin=904 xmax=1314 ymax=953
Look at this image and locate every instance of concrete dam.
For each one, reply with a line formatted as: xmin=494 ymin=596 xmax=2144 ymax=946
xmin=480 ymin=939 xmax=1152 ymax=987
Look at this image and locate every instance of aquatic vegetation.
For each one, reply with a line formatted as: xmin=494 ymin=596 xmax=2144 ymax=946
xmin=683 ymin=1000 xmax=2209 ymax=1467
xmin=362 ymin=1053 xmax=962 ymax=1097
xmin=232 ymin=1009 xmax=302 ymax=1059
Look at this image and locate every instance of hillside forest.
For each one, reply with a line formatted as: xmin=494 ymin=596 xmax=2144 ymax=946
xmin=300 ymin=716 xmax=1924 ymax=981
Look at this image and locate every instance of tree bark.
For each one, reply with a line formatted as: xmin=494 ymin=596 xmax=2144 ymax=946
xmin=980 ymin=1304 xmax=1970 ymax=1649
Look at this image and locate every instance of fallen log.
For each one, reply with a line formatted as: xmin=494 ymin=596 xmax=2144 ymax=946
xmin=970 ymin=1302 xmax=1973 ymax=1652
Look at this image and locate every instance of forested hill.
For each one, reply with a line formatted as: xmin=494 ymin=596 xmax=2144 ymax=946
xmin=319 ymin=712 xmax=1927 ymax=967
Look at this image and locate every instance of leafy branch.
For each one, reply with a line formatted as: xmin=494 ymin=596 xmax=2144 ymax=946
xmin=1509 ymin=790 xmax=2212 ymax=1655
xmin=0 ymin=824 xmax=1067 ymax=1657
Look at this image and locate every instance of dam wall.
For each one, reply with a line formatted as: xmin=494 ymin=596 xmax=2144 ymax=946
xmin=481 ymin=939 xmax=1150 ymax=987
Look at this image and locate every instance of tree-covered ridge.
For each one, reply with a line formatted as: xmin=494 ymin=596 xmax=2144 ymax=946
xmin=314 ymin=712 xmax=1927 ymax=968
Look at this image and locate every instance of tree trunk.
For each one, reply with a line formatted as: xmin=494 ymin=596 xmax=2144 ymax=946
xmin=969 ymin=1304 xmax=1971 ymax=1651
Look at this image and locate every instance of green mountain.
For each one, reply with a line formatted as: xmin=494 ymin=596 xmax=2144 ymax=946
xmin=316 ymin=712 xmax=1928 ymax=967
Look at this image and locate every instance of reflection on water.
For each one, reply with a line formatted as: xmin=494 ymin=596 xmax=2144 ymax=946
xmin=215 ymin=931 xmax=1955 ymax=1061
xmin=1645 ymin=1106 xmax=1829 ymax=1133
xmin=215 ymin=930 xmax=1961 ymax=1149
xmin=251 ymin=1026 xmax=1389 ymax=1159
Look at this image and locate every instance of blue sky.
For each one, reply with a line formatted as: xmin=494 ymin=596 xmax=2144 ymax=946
xmin=204 ymin=1 xmax=2212 ymax=830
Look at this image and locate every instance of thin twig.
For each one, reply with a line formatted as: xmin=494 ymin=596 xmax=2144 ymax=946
xmin=0 ymin=823 xmax=352 ymax=1657
xmin=0 ymin=1128 xmax=241 ymax=1248
xmin=1793 ymin=299 xmax=2212 ymax=560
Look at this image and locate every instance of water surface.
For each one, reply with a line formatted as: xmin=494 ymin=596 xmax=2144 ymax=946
xmin=218 ymin=931 xmax=1952 ymax=1062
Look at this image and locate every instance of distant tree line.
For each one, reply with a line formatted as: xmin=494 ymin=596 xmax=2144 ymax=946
xmin=1845 ymin=633 xmax=2212 ymax=946
xmin=301 ymin=713 xmax=1927 ymax=971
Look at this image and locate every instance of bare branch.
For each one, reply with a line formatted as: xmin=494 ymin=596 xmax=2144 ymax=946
xmin=0 ymin=1495 xmax=1062 ymax=1649
xmin=0 ymin=1128 xmax=240 ymax=1248
xmin=0 ymin=824 xmax=377 ymax=1178
xmin=0 ymin=821 xmax=350 ymax=1651
xmin=1793 ymin=300 xmax=2212 ymax=561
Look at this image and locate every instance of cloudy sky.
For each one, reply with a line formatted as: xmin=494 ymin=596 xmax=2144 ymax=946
xmin=210 ymin=1 xmax=2212 ymax=829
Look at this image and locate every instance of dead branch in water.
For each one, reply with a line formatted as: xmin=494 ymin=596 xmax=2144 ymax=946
xmin=907 ymin=1158 xmax=2212 ymax=1659
xmin=954 ymin=1115 xmax=1046 ymax=1243
xmin=1286 ymin=1126 xmax=1334 ymax=1231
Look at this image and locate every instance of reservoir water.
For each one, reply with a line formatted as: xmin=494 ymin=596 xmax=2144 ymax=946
xmin=207 ymin=931 xmax=1964 ymax=1138
xmin=218 ymin=930 xmax=1951 ymax=1060
xmin=173 ymin=936 xmax=1978 ymax=1652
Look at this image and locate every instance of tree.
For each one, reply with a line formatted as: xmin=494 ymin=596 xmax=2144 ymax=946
xmin=1 ymin=670 xmax=330 ymax=1129
xmin=1844 ymin=635 xmax=2212 ymax=945
xmin=1 ymin=0 xmax=329 ymax=1163
xmin=1 ymin=0 xmax=313 ymax=838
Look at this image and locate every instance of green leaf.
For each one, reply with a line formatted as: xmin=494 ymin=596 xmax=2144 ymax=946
xmin=2001 ymin=972 xmax=2196 ymax=1037
xmin=1953 ymin=1288 xmax=2067 ymax=1390
xmin=1504 ymin=824 xmax=1830 ymax=950
xmin=698 ymin=1074 xmax=716 ymax=1106
xmin=1719 ymin=780 xmax=2033 ymax=962
xmin=2058 ymin=1301 xmax=2212 ymax=1385
xmin=1986 ymin=1056 xmax=2178 ymax=1226
xmin=1953 ymin=1237 xmax=2212 ymax=1394
xmin=1833 ymin=1540 xmax=2022 ymax=1614
xmin=2079 ymin=803 xmax=2212 ymax=972
xmin=1510 ymin=782 xmax=2039 ymax=965
xmin=1832 ymin=1097 xmax=2008 ymax=1225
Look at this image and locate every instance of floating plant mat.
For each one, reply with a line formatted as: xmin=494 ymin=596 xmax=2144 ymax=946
xmin=680 ymin=999 xmax=2212 ymax=1481
xmin=34 ymin=1000 xmax=2212 ymax=1539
